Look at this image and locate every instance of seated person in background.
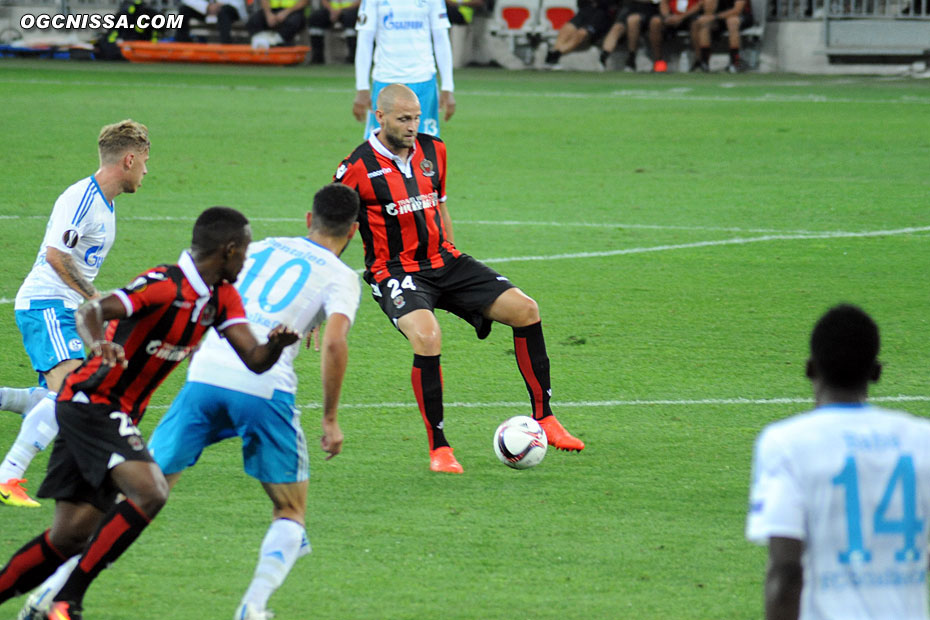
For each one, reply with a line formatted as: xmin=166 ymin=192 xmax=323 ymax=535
xmin=246 ymin=0 xmax=309 ymax=46
xmin=649 ymin=0 xmax=707 ymax=71
xmin=597 ymin=0 xmax=629 ymax=68
xmin=307 ymin=0 xmax=360 ymax=64
xmin=693 ymin=0 xmax=752 ymax=71
xmin=446 ymin=0 xmax=487 ymax=24
xmin=174 ymin=0 xmax=247 ymax=43
xmin=543 ymin=0 xmax=617 ymax=69
xmin=609 ymin=0 xmax=659 ymax=71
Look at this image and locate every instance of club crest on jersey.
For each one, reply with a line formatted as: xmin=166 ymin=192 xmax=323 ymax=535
xmin=420 ymin=159 xmax=435 ymax=177
xmin=393 ymin=295 xmax=406 ymax=309
xmin=128 ymin=435 xmax=145 ymax=451
xmin=199 ymin=304 xmax=217 ymax=326
xmin=62 ymin=229 xmax=79 ymax=248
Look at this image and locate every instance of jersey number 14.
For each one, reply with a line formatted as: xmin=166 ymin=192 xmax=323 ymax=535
xmin=832 ymin=455 xmax=924 ymax=565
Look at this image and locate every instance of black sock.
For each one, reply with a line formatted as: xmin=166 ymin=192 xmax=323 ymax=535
xmin=56 ymin=500 xmax=151 ymax=607
xmin=625 ymin=53 xmax=636 ymax=67
xmin=310 ymin=35 xmax=325 ymax=62
xmin=545 ymin=49 xmax=561 ymax=63
xmin=512 ymin=322 xmax=553 ymax=420
xmin=700 ymin=46 xmax=711 ymax=64
xmin=730 ymin=48 xmax=740 ymax=64
xmin=599 ymin=49 xmax=610 ymax=64
xmin=412 ymin=354 xmax=448 ymax=450
xmin=0 ymin=530 xmax=67 ymax=604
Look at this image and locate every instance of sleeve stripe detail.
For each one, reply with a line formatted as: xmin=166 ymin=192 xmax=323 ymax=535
xmin=217 ymin=317 xmax=249 ymax=331
xmin=113 ymin=289 xmax=134 ymax=317
xmin=71 ymin=181 xmax=96 ymax=226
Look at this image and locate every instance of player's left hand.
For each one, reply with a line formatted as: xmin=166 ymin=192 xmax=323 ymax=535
xmin=440 ymin=90 xmax=456 ymax=121
xmin=321 ymin=418 xmax=343 ymax=460
xmin=267 ymin=324 xmax=301 ymax=348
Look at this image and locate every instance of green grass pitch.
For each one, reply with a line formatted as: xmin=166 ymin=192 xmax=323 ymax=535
xmin=0 ymin=59 xmax=928 ymax=619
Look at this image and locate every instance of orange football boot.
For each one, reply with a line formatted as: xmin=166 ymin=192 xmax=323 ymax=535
xmin=429 ymin=446 xmax=464 ymax=474
xmin=48 ymin=601 xmax=82 ymax=620
xmin=0 ymin=478 xmax=40 ymax=507
xmin=538 ymin=415 xmax=585 ymax=452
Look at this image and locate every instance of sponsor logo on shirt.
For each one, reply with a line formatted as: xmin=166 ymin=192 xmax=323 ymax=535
xmin=145 ymin=339 xmax=197 ymax=361
xmin=367 ymin=167 xmax=393 ymax=179
xmin=84 ymin=244 xmax=104 ymax=267
xmin=384 ymin=192 xmax=438 ymax=216
xmin=382 ymin=10 xmax=424 ymax=29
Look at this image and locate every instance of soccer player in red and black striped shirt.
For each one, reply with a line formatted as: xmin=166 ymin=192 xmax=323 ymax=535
xmin=0 ymin=207 xmax=299 ymax=620
xmin=336 ymin=84 xmax=584 ymax=474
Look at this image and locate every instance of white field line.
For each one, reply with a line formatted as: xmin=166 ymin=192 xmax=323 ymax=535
xmin=1 ymin=225 xmax=927 ymax=303
xmin=480 ymin=225 xmax=930 ymax=265
xmin=142 ymin=394 xmax=930 ymax=411
xmin=0 ymin=213 xmax=842 ymax=235
xmin=1 ymin=77 xmax=929 ymax=105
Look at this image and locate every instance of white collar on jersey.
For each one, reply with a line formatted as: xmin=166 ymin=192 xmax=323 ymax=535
xmin=369 ymin=130 xmax=417 ymax=179
xmin=178 ymin=250 xmax=212 ymax=323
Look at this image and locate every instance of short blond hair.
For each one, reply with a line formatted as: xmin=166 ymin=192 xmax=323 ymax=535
xmin=98 ymin=120 xmax=150 ymax=164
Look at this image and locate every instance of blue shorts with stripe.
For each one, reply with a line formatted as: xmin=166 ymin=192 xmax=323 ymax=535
xmin=365 ymin=77 xmax=441 ymax=138
xmin=15 ymin=300 xmax=86 ymax=386
xmin=148 ymin=382 xmax=308 ymax=484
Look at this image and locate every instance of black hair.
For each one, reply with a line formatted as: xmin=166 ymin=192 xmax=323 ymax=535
xmin=810 ymin=304 xmax=880 ymax=389
xmin=191 ymin=206 xmax=250 ymax=254
xmin=311 ymin=183 xmax=360 ymax=237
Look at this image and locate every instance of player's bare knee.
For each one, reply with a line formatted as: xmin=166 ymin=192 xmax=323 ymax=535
xmin=509 ymin=294 xmax=539 ymax=326
xmin=408 ymin=326 xmax=442 ymax=354
xmin=129 ymin=474 xmax=169 ymax=518
xmin=48 ymin=527 xmax=93 ymax=556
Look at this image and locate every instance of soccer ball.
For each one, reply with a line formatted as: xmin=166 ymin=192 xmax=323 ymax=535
xmin=493 ymin=415 xmax=548 ymax=469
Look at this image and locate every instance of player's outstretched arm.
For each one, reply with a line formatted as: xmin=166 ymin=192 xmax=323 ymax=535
xmin=224 ymin=323 xmax=301 ymax=374
xmin=319 ymin=313 xmax=351 ymax=459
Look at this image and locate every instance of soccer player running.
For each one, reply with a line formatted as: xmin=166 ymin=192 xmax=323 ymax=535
xmin=336 ymin=84 xmax=584 ymax=474
xmin=0 ymin=207 xmax=300 ymax=620
xmin=747 ymin=304 xmax=930 ymax=620
xmin=0 ymin=120 xmax=150 ymax=508
xmin=147 ymin=184 xmax=360 ymax=620
xmin=352 ymin=0 xmax=455 ymax=138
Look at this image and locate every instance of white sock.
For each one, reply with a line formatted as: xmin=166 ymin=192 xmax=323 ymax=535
xmin=0 ymin=393 xmax=59 ymax=481
xmin=240 ymin=519 xmax=309 ymax=611
xmin=0 ymin=387 xmax=49 ymax=415
xmin=28 ymin=555 xmax=79 ymax=612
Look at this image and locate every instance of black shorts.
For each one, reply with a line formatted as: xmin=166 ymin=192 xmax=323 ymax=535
xmin=627 ymin=0 xmax=660 ymax=22
xmin=711 ymin=11 xmax=753 ymax=33
xmin=664 ymin=12 xmax=699 ymax=32
xmin=38 ymin=400 xmax=153 ymax=511
xmin=365 ymin=254 xmax=515 ymax=338
xmin=569 ymin=5 xmax=612 ymax=39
